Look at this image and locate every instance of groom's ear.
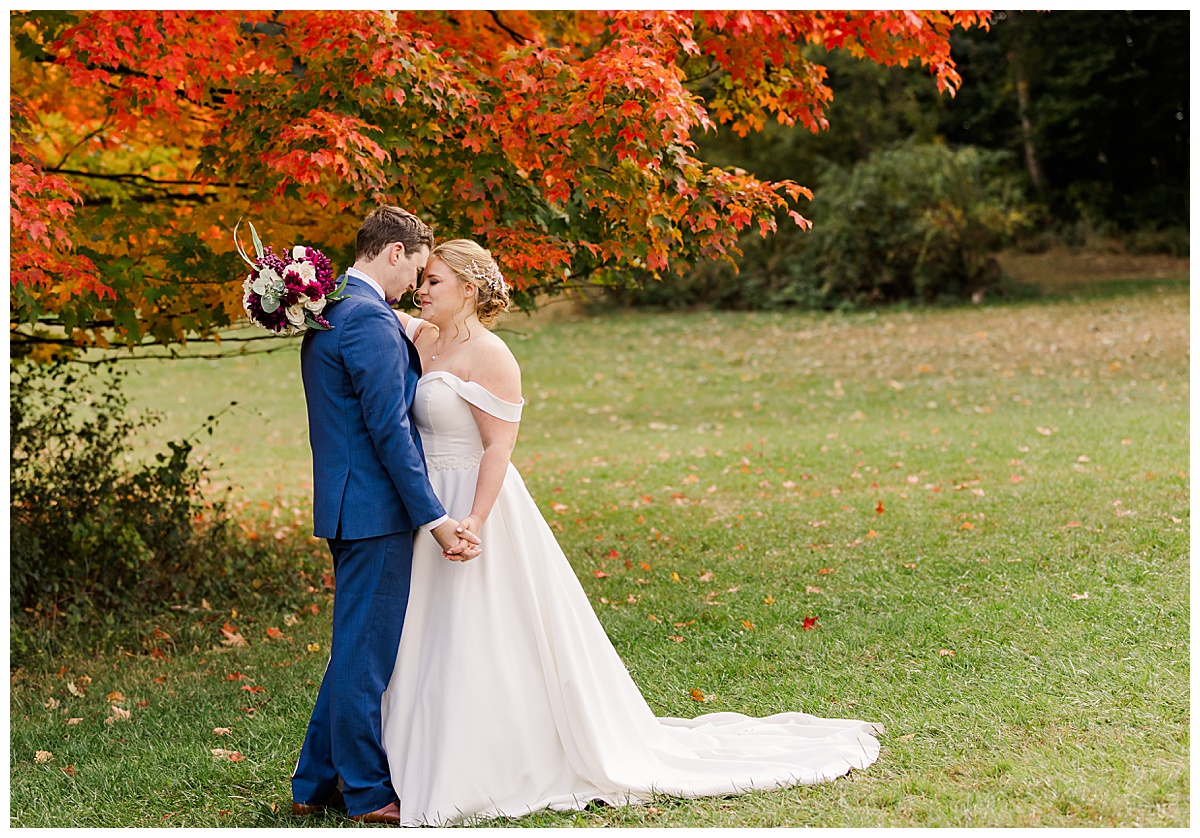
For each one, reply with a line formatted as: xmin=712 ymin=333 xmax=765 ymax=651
xmin=389 ymin=241 xmax=407 ymax=263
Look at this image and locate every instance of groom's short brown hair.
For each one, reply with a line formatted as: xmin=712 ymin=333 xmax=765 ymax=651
xmin=356 ymin=206 xmax=434 ymax=262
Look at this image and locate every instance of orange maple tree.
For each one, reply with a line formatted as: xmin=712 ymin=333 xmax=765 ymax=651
xmin=10 ymin=10 xmax=989 ymax=356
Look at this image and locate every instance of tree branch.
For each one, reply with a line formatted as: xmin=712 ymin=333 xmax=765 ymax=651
xmin=49 ymin=167 xmax=247 ymax=189
xmin=489 ymin=10 xmax=533 ymax=45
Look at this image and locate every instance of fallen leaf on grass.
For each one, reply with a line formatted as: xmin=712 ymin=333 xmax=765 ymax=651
xmin=220 ymin=622 xmax=248 ymax=648
xmin=106 ymin=691 xmax=125 ymax=703
xmin=876 ymin=501 xmax=884 ymax=514
xmin=65 ymin=718 xmax=82 ymax=726
xmin=225 ymin=672 xmax=248 ymax=681
xmin=806 ymin=586 xmax=822 ymax=594
xmin=938 ymin=649 xmax=955 ymax=657
xmin=61 ymin=765 xmax=76 ymax=777
xmin=265 ymin=627 xmax=284 ymax=640
xmin=897 ymin=733 xmax=916 ymax=742
xmin=105 ymin=706 xmax=131 ymax=724
xmin=211 ymin=749 xmax=245 ymax=762
xmin=1070 ymin=592 xmax=1090 ymax=600
xmin=741 ymin=620 xmax=755 ymax=630
xmin=802 ymin=616 xmax=818 ymax=631
xmin=67 ymin=682 xmax=85 ymax=698
xmin=689 ymin=688 xmax=707 ymax=702
xmin=817 ymin=568 xmax=835 ymax=575
xmin=44 ymin=697 xmax=59 ymax=710
xmin=307 ymin=643 xmax=321 ymax=653
xmin=592 ymin=569 xmax=609 ymax=578
xmin=763 ymin=595 xmax=775 ymax=606
xmin=35 ymin=750 xmax=53 ymax=764
xmin=550 ymin=502 xmax=569 ymax=513
xmin=213 ymin=727 xmax=233 ymax=736
xmin=698 ymin=570 xmax=714 ymax=582
xmin=960 ymin=522 xmax=975 ymax=530
xmin=668 ymin=636 xmax=685 ymax=643
xmin=240 ymin=685 xmax=265 ymax=694
xmin=670 ymin=572 xmax=681 ymax=583
xmin=1062 ymin=521 xmax=1082 ymax=529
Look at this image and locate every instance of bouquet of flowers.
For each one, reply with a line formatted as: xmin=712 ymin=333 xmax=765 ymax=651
xmin=235 ymin=220 xmax=347 ymax=335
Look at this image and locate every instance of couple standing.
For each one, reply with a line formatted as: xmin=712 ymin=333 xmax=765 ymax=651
xmin=291 ymin=207 xmax=882 ymax=826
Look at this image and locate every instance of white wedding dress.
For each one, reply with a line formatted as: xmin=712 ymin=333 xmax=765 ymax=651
xmin=380 ymin=361 xmax=882 ymax=826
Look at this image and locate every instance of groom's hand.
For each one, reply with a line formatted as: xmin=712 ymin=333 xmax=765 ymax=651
xmin=431 ymin=519 xmax=482 ymax=562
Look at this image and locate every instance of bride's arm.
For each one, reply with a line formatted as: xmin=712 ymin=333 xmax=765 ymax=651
xmin=461 ymin=346 xmax=523 ymax=536
xmin=392 ymin=310 xmax=437 ymax=342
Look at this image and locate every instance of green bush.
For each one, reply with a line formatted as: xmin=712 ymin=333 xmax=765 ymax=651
xmin=9 ymin=362 xmax=320 ymax=660
xmin=616 ymin=143 xmax=1031 ymax=310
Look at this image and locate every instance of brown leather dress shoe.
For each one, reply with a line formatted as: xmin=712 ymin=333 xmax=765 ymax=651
xmin=349 ymin=800 xmax=402 ymax=824
xmin=291 ymin=788 xmax=346 ymax=817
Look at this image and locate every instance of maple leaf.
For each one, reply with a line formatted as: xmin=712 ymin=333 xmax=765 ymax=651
xmin=44 ymin=697 xmax=60 ymax=710
xmin=689 ymin=688 xmax=707 ymax=702
xmin=105 ymin=705 xmax=131 ymax=724
xmin=211 ymin=749 xmax=245 ymax=762
xmin=240 ymin=685 xmax=266 ymax=694
xmin=106 ymin=691 xmax=125 ymax=703
xmin=265 ymin=627 xmax=284 ymax=640
xmin=62 ymin=765 xmax=77 ymax=777
xmin=593 ymin=569 xmax=609 ymax=578
xmin=669 ymin=635 xmax=685 ymax=643
xmin=802 ymin=615 xmax=818 ymax=631
xmin=741 ymin=620 xmax=755 ymax=630
xmin=224 ymin=672 xmax=248 ymax=681
xmin=763 ymin=595 xmax=775 ymax=605
xmin=876 ymin=500 xmax=885 ymax=514
xmin=698 ymin=570 xmax=715 ymax=582
xmin=606 ymin=549 xmax=620 ymax=559
xmin=220 ymin=622 xmax=248 ymax=647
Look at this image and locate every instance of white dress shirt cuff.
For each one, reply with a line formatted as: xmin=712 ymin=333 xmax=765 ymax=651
xmin=420 ymin=514 xmax=449 ymax=533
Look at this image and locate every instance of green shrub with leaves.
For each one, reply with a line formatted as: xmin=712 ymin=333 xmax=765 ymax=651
xmin=9 ymin=362 xmax=319 ymax=660
xmin=619 ymin=143 xmax=1030 ymax=310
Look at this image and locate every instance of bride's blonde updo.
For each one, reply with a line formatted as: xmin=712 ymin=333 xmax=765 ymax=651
xmin=430 ymin=239 xmax=511 ymax=327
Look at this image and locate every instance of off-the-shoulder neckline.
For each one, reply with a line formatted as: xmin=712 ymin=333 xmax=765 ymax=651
xmin=417 ymin=370 xmax=523 ymax=407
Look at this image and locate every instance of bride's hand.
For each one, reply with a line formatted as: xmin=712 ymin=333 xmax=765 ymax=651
xmin=458 ymin=515 xmax=483 ymax=539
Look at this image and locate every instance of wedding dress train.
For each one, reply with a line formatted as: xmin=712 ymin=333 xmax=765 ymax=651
xmin=380 ymin=369 xmax=881 ymax=826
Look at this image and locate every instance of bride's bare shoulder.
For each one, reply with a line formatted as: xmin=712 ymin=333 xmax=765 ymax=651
xmin=467 ymin=332 xmax=521 ymax=401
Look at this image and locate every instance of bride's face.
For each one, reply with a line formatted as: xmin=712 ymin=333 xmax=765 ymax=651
xmin=417 ymin=257 xmax=474 ymax=324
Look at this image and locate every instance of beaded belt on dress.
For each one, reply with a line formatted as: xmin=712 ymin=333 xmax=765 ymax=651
xmin=425 ymin=452 xmax=483 ymax=471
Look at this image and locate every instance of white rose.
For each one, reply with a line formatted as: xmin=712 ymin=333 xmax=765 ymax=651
xmin=292 ymin=245 xmax=309 ymax=261
xmin=285 ymin=303 xmax=307 ymax=327
xmin=289 ymin=261 xmax=318 ymax=284
xmin=303 ymin=296 xmax=326 ymax=314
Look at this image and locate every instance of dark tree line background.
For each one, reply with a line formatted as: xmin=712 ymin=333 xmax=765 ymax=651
xmin=627 ymin=10 xmax=1188 ymax=309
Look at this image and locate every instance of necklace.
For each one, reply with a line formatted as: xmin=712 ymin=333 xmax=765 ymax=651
xmin=431 ymin=333 xmax=467 ymax=360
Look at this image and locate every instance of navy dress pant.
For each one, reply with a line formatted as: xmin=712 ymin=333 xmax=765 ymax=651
xmin=291 ymin=531 xmax=414 ymax=816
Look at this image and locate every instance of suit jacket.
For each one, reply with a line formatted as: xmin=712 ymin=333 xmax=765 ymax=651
xmin=300 ymin=275 xmax=445 ymax=540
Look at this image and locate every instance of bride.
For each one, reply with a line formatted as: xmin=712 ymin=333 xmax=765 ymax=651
xmin=381 ymin=239 xmax=882 ymax=826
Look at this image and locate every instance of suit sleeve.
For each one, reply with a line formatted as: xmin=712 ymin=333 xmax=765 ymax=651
xmin=340 ymin=301 xmax=446 ymax=528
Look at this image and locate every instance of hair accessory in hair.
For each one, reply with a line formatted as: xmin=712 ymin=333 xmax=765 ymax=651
xmin=468 ymin=259 xmax=506 ymax=293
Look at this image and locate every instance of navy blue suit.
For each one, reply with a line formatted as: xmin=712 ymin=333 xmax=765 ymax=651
xmin=292 ymin=274 xmax=446 ymax=816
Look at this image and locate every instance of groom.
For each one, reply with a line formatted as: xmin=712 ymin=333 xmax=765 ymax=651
xmin=291 ymin=206 xmax=480 ymax=824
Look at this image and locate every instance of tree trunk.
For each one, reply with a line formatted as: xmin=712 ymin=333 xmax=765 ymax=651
xmin=1006 ymin=11 xmax=1046 ymax=195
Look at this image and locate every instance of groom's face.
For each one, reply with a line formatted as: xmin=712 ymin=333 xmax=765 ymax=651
xmin=387 ymin=243 xmax=430 ymax=297
xmin=400 ymin=244 xmax=431 ymax=294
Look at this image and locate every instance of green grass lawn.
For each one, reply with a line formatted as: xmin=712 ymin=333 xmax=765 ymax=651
xmin=9 ymin=280 xmax=1189 ymax=827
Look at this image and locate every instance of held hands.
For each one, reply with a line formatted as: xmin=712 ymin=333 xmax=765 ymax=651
xmin=431 ymin=518 xmax=482 ymax=562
